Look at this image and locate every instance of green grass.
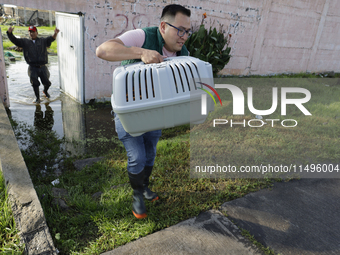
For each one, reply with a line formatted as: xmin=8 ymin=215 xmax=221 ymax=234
xmin=7 ymin=105 xmax=275 ymax=254
xmin=4 ymin=77 xmax=340 ymax=254
xmin=217 ymin=71 xmax=340 ymax=78
xmin=34 ymin=132 xmax=274 ymax=254
xmin=191 ymin=78 xmax=340 ymax=178
xmin=2 ymin=41 xmax=14 ymax=49
xmin=240 ymin=228 xmax=277 ymax=255
xmin=1 ymin=25 xmax=57 ymax=54
xmin=0 ymin=171 xmax=25 ymax=254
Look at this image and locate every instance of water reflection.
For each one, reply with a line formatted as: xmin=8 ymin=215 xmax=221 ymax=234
xmin=6 ymin=58 xmax=117 ymax=157
xmin=61 ymin=95 xmax=117 ymax=156
xmin=62 ymin=94 xmax=86 ymax=156
xmin=34 ymin=103 xmax=54 ymax=131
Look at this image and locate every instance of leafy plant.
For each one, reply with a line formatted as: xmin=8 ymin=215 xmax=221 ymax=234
xmin=185 ymin=13 xmax=231 ymax=75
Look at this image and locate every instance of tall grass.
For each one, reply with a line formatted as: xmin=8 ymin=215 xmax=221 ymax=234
xmin=0 ymin=171 xmax=25 ymax=254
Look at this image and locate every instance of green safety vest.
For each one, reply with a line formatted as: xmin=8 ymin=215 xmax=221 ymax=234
xmin=121 ymin=26 xmax=189 ymax=66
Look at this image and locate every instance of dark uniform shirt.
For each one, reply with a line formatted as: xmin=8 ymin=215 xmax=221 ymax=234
xmin=6 ymin=32 xmax=55 ymax=66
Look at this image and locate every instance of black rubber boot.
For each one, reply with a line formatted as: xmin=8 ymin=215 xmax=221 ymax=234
xmin=128 ymin=170 xmax=147 ymax=219
xmin=33 ymin=86 xmax=40 ymax=103
xmin=143 ymin=166 xmax=159 ymax=202
xmin=43 ymin=85 xmax=51 ymax=98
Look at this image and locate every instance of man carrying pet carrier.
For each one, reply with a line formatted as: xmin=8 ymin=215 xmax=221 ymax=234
xmin=96 ymin=4 xmax=192 ymax=219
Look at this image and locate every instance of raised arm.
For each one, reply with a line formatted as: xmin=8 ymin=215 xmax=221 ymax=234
xmin=96 ymin=38 xmax=165 ymax=64
xmin=52 ymin=27 xmax=60 ymax=40
xmin=6 ymin=26 xmax=23 ymax=48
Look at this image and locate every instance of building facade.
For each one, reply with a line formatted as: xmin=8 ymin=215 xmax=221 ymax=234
xmin=1 ymin=0 xmax=339 ymax=104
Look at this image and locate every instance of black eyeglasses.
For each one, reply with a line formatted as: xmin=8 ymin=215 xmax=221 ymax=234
xmin=165 ymin=22 xmax=192 ymax=37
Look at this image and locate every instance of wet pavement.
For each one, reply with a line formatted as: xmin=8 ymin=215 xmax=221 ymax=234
xmin=5 ymin=56 xmax=117 ymax=156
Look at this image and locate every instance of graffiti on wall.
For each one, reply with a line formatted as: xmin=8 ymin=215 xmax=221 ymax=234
xmin=114 ymin=13 xmax=151 ymax=37
xmin=86 ymin=12 xmax=151 ymax=55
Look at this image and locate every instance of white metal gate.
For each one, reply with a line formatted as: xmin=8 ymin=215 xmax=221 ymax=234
xmin=55 ymin=12 xmax=84 ymax=103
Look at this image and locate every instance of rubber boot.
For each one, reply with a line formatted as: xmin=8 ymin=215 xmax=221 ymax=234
xmin=33 ymin=86 xmax=40 ymax=103
xmin=43 ymin=84 xmax=51 ymax=98
xmin=128 ymin=170 xmax=147 ymax=219
xmin=143 ymin=166 xmax=159 ymax=202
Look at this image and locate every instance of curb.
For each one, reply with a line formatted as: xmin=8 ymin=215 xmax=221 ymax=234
xmin=102 ymin=210 xmax=263 ymax=255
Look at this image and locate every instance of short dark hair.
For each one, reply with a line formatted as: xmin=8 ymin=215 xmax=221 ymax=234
xmin=161 ymin=4 xmax=191 ymax=22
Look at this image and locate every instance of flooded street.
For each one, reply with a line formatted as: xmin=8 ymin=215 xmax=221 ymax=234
xmin=5 ymin=56 xmax=117 ymax=156
xmin=6 ymin=56 xmax=64 ymax=136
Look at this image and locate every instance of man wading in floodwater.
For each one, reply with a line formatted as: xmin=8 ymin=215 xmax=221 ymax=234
xmin=96 ymin=4 xmax=192 ymax=219
xmin=7 ymin=25 xmax=59 ymax=104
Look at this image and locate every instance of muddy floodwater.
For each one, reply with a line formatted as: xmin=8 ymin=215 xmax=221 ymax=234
xmin=5 ymin=56 xmax=117 ymax=156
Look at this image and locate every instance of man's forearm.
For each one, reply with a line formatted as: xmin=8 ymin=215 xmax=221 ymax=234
xmin=6 ymin=31 xmax=22 ymax=47
xmin=96 ymin=40 xmax=144 ymax=62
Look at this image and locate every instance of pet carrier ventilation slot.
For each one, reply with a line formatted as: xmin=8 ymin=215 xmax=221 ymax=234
xmin=112 ymin=56 xmax=215 ymax=136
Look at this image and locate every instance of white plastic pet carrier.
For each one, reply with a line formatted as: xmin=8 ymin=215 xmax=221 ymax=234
xmin=112 ymin=56 xmax=215 ymax=136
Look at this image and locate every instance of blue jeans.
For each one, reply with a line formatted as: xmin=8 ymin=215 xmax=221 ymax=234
xmin=114 ymin=114 xmax=162 ymax=174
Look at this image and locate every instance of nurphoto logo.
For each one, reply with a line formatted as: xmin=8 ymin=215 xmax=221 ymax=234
xmin=201 ymin=83 xmax=312 ymax=128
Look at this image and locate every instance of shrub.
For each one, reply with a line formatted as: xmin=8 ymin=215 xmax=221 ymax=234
xmin=185 ymin=13 xmax=232 ymax=75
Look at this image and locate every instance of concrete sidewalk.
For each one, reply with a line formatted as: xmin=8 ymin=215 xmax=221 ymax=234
xmin=102 ymin=178 xmax=340 ymax=255
xmin=221 ymin=178 xmax=340 ymax=255
xmin=102 ymin=209 xmax=262 ymax=255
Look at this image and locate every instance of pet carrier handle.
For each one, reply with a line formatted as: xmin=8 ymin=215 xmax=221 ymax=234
xmin=163 ymin=57 xmax=177 ymax=62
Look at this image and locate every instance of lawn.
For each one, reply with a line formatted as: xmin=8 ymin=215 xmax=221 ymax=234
xmin=190 ymin=77 xmax=340 ymax=179
xmin=7 ymin=103 xmax=275 ymax=254
xmin=2 ymin=73 xmax=340 ymax=254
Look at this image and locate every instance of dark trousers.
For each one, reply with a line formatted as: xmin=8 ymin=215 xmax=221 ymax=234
xmin=28 ymin=65 xmax=51 ymax=98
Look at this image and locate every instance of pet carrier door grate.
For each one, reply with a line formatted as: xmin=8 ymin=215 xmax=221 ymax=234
xmin=112 ymin=56 xmax=215 ymax=136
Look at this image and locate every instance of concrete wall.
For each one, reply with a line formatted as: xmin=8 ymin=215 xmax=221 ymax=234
xmin=16 ymin=7 xmax=56 ymax=26
xmin=2 ymin=0 xmax=340 ymax=102
xmin=2 ymin=5 xmax=55 ymax=27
